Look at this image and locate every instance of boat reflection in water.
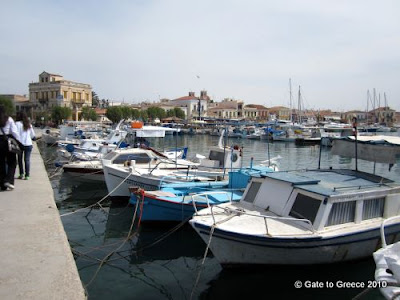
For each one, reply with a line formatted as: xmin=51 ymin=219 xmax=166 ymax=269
xmin=73 ymin=202 xmax=221 ymax=300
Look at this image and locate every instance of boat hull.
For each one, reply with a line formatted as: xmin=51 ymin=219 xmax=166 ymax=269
xmin=62 ymin=165 xmax=104 ymax=182
xmin=190 ymin=221 xmax=400 ymax=266
xmin=130 ymin=194 xmax=208 ymax=222
xmin=103 ymin=165 xmax=162 ymax=199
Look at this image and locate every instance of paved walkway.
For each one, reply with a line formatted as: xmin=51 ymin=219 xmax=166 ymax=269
xmin=0 ymin=141 xmax=86 ymax=299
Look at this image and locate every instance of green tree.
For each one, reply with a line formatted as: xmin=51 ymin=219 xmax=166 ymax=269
xmin=120 ymin=106 xmax=132 ymax=120
xmin=0 ymin=96 xmax=15 ymax=116
xmin=131 ymin=108 xmax=141 ymax=119
xmin=51 ymin=106 xmax=72 ymax=125
xmin=106 ymin=106 xmax=123 ymax=123
xmin=140 ymin=110 xmax=148 ymax=122
xmin=173 ymin=107 xmax=185 ymax=119
xmin=81 ymin=106 xmax=98 ymax=121
xmin=92 ymin=91 xmax=100 ymax=107
xmin=147 ymin=107 xmax=166 ymax=120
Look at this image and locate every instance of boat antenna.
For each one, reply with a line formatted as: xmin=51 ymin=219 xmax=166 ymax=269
xmin=267 ymin=124 xmax=271 ymax=167
xmin=222 ymin=126 xmax=228 ymax=179
xmin=352 ymin=117 xmax=358 ymax=171
xmin=318 ymin=138 xmax=322 ymax=169
xmin=289 ymin=78 xmax=293 ymax=122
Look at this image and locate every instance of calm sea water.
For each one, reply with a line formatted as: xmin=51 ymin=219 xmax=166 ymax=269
xmin=38 ymin=133 xmax=400 ymax=300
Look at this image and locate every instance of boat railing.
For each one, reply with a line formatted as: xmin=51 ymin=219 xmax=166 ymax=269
xmin=158 ymin=174 xmax=203 ymax=188
xmin=380 ymin=215 xmax=400 ymax=248
xmin=191 ymin=192 xmax=232 ymax=213
xmin=209 ymin=205 xmax=315 ymax=235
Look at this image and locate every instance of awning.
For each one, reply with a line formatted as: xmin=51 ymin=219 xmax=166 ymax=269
xmin=133 ymin=125 xmax=180 ymax=138
xmin=332 ymin=135 xmax=400 ymax=164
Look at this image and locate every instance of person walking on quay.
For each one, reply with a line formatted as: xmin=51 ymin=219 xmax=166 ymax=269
xmin=0 ymin=106 xmax=21 ymax=191
xmin=16 ymin=112 xmax=35 ymax=180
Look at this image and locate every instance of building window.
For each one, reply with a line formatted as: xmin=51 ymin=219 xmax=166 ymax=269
xmin=63 ymin=91 xmax=68 ymax=99
xmin=72 ymin=92 xmax=76 ymax=100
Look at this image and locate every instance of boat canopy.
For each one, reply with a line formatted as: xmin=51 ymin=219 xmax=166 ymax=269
xmin=131 ymin=125 xmax=180 ymax=138
xmin=332 ymin=136 xmax=400 ymax=164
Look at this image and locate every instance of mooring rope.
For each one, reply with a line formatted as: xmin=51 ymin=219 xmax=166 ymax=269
xmin=60 ymin=171 xmax=132 ymax=217
xmin=190 ymin=225 xmax=215 ymax=300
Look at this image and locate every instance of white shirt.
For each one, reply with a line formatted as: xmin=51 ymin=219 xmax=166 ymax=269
xmin=1 ymin=117 xmax=20 ymax=141
xmin=16 ymin=121 xmax=35 ymax=146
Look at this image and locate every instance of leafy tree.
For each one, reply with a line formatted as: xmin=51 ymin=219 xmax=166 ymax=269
xmin=120 ymin=106 xmax=132 ymax=120
xmin=147 ymin=107 xmax=166 ymax=120
xmin=51 ymin=106 xmax=72 ymax=125
xmin=92 ymin=91 xmax=100 ymax=107
xmin=35 ymin=111 xmax=51 ymax=125
xmin=173 ymin=107 xmax=185 ymax=119
xmin=0 ymin=96 xmax=15 ymax=116
xmin=131 ymin=108 xmax=141 ymax=119
xmin=140 ymin=110 xmax=148 ymax=122
xmin=106 ymin=106 xmax=123 ymax=123
xmin=81 ymin=106 xmax=98 ymax=121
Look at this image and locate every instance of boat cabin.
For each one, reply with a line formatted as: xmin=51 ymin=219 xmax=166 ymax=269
xmin=240 ymin=169 xmax=400 ymax=231
xmin=198 ymin=145 xmax=242 ymax=169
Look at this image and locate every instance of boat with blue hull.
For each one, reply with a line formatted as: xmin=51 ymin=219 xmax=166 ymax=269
xmin=129 ymin=166 xmax=275 ymax=222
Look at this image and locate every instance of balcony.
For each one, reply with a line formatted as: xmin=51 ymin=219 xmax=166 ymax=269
xmin=71 ymin=99 xmax=86 ymax=105
xmin=38 ymin=98 xmax=48 ymax=104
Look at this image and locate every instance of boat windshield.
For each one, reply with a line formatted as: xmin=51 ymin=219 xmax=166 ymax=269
xmin=289 ymin=193 xmax=321 ymax=224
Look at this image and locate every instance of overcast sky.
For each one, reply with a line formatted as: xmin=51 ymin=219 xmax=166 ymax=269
xmin=1 ymin=0 xmax=399 ymax=111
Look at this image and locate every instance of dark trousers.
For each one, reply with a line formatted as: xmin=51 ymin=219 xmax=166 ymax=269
xmin=18 ymin=145 xmax=33 ymax=177
xmin=0 ymin=137 xmax=17 ymax=190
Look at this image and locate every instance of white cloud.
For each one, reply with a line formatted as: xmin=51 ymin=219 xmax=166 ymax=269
xmin=1 ymin=0 xmax=399 ymax=110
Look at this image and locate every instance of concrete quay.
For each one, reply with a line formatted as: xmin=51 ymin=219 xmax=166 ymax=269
xmin=0 ymin=141 xmax=86 ymax=299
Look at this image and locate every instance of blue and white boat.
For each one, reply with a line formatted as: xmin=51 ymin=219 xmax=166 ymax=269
xmin=190 ymin=168 xmax=400 ymax=266
xmin=129 ymin=166 xmax=275 ymax=222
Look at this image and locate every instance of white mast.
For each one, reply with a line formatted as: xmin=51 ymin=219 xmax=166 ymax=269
xmin=289 ymin=78 xmax=293 ymax=122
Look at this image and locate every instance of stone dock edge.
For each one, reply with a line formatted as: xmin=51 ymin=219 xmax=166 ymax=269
xmin=0 ymin=139 xmax=86 ymax=299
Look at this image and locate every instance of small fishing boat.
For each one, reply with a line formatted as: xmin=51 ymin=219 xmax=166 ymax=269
xmin=102 ymin=130 xmax=243 ymax=199
xmin=190 ymin=168 xmax=400 ymax=266
xmin=129 ymin=166 xmax=275 ymax=222
xmin=190 ymin=127 xmax=400 ymax=266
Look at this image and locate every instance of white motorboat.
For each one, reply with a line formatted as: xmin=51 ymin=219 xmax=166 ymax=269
xmin=190 ymin=130 xmax=400 ymax=266
xmin=62 ymin=146 xmax=187 ymax=183
xmin=190 ymin=168 xmax=400 ymax=266
xmin=102 ymin=131 xmax=243 ymax=199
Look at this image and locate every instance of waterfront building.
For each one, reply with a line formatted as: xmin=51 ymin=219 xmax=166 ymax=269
xmin=29 ymin=71 xmax=92 ymax=120
xmin=170 ymin=91 xmax=209 ymax=121
xmin=244 ymin=104 xmax=268 ymax=121
xmin=368 ymin=107 xmax=396 ymax=126
xmin=0 ymin=94 xmax=31 ymax=115
xmin=268 ymin=106 xmax=291 ymax=121
xmin=341 ymin=110 xmax=368 ymax=124
xmin=207 ymin=98 xmax=244 ymax=120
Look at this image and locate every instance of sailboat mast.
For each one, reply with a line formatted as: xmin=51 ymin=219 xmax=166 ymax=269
xmin=289 ymin=78 xmax=293 ymax=122
xmin=298 ymin=85 xmax=302 ymax=123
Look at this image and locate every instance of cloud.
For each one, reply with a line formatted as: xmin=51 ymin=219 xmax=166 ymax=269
xmin=1 ymin=0 xmax=399 ymax=111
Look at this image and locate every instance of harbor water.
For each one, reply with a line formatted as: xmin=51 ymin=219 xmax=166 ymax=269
xmin=38 ymin=134 xmax=400 ymax=299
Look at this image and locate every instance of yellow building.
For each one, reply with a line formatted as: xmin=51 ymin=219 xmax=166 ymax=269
xmin=29 ymin=71 xmax=92 ymax=120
